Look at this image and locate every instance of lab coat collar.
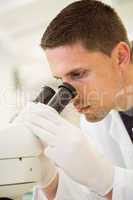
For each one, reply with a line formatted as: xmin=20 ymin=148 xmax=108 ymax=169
xmin=109 ymin=110 xmax=133 ymax=168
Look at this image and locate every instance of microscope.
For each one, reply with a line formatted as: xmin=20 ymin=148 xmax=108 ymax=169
xmin=0 ymin=82 xmax=76 ymax=200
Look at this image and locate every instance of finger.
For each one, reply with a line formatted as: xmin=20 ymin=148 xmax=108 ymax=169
xmin=24 ymin=122 xmax=56 ymax=146
xmin=25 ymin=113 xmax=60 ymax=136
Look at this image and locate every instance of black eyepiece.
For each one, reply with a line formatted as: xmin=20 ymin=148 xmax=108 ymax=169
xmin=34 ymin=86 xmax=56 ymax=104
xmin=48 ymin=82 xmax=77 ymax=113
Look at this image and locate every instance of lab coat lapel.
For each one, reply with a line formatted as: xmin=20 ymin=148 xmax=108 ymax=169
xmin=109 ymin=110 xmax=133 ymax=168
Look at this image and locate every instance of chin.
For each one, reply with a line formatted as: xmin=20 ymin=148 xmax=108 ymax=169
xmin=84 ymin=111 xmax=109 ymax=123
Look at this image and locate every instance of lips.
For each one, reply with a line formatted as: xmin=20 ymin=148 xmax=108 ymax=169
xmin=73 ymin=98 xmax=91 ymax=112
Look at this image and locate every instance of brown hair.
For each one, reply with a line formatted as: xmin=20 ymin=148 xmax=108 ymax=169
xmin=41 ymin=0 xmax=130 ymax=56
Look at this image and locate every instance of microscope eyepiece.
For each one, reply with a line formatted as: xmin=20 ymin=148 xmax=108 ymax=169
xmin=34 ymin=86 xmax=56 ymax=104
xmin=48 ymin=82 xmax=77 ymax=113
xmin=34 ymin=82 xmax=77 ymax=113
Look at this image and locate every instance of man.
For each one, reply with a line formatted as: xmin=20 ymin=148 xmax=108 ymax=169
xmin=29 ymin=0 xmax=133 ymax=199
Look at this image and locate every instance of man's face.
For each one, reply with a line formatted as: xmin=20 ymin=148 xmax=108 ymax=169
xmin=45 ymin=42 xmax=122 ymax=122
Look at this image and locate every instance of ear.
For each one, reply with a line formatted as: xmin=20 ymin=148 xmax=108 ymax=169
xmin=111 ymin=42 xmax=131 ymax=73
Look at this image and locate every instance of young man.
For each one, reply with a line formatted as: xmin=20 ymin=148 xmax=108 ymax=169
xmin=30 ymin=0 xmax=133 ymax=199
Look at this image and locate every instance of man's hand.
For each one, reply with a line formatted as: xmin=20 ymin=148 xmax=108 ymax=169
xmin=16 ymin=102 xmax=114 ymax=197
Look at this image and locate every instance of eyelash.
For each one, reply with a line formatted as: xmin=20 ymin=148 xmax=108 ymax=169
xmin=70 ymin=71 xmax=88 ymax=80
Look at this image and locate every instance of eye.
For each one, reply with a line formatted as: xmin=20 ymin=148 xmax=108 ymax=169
xmin=70 ymin=70 xmax=89 ymax=80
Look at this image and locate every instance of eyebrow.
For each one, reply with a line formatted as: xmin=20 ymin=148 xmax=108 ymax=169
xmin=54 ymin=67 xmax=85 ymax=80
xmin=54 ymin=76 xmax=62 ymax=80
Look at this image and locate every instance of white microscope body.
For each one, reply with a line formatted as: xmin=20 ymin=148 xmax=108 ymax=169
xmin=0 ymin=123 xmax=43 ymax=199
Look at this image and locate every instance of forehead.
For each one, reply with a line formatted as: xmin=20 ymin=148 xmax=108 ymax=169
xmin=45 ymin=43 xmax=110 ymax=77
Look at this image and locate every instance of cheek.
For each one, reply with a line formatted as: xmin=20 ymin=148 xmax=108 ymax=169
xmin=74 ymin=76 xmax=98 ymax=104
xmin=72 ymin=72 xmax=115 ymax=104
xmin=78 ymin=73 xmax=101 ymax=96
xmin=93 ymin=78 xmax=119 ymax=107
xmin=78 ymin=79 xmax=109 ymax=105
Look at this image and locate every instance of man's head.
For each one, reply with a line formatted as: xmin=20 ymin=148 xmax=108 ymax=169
xmin=41 ymin=0 xmax=133 ymax=122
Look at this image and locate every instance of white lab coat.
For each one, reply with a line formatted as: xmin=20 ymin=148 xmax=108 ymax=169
xmin=33 ymin=110 xmax=133 ymax=199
